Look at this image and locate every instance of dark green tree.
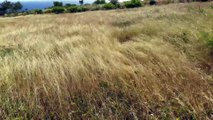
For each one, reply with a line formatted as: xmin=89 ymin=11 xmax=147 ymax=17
xmin=100 ymin=0 xmax=106 ymax=4
xmin=79 ymin=0 xmax=84 ymax=5
xmin=94 ymin=0 xmax=106 ymax=4
xmin=0 ymin=0 xmax=13 ymax=15
xmin=13 ymin=2 xmax=23 ymax=12
xmin=53 ymin=1 xmax=63 ymax=7
xmin=110 ymin=0 xmax=118 ymax=5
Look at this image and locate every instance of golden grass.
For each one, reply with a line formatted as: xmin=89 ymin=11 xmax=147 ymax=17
xmin=0 ymin=2 xmax=213 ymax=119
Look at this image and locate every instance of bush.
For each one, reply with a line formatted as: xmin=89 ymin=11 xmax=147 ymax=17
xmin=67 ymin=6 xmax=78 ymax=13
xmin=103 ymin=3 xmax=116 ymax=10
xmin=150 ymin=0 xmax=156 ymax=5
xmin=65 ymin=4 xmax=77 ymax=8
xmin=90 ymin=5 xmax=102 ymax=11
xmin=52 ymin=7 xmax=65 ymax=14
xmin=43 ymin=9 xmax=52 ymax=13
xmin=77 ymin=6 xmax=88 ymax=12
xmin=67 ymin=6 xmax=88 ymax=13
xmin=124 ymin=1 xmax=135 ymax=8
xmin=34 ymin=9 xmax=43 ymax=14
xmin=201 ymin=32 xmax=213 ymax=49
xmin=124 ymin=0 xmax=142 ymax=8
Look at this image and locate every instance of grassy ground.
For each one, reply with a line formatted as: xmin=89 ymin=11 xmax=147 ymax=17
xmin=0 ymin=2 xmax=213 ymax=119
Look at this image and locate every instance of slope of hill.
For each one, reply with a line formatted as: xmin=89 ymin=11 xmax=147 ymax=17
xmin=0 ymin=2 xmax=213 ymax=119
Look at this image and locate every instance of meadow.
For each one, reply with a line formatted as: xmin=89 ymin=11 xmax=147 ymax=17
xmin=0 ymin=2 xmax=213 ymax=119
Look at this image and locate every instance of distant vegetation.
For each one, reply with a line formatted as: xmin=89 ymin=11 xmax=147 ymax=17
xmin=0 ymin=0 xmax=211 ymax=17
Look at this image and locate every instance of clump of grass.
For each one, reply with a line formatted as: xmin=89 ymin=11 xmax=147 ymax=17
xmin=200 ymin=32 xmax=213 ymax=53
xmin=114 ymin=26 xmax=143 ymax=43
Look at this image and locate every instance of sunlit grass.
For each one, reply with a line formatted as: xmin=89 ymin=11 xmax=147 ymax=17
xmin=0 ymin=2 xmax=213 ymax=119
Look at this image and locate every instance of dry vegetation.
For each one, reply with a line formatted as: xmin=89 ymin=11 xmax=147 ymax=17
xmin=0 ymin=2 xmax=213 ymax=119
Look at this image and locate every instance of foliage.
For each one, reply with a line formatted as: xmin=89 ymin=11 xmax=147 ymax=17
xmin=53 ymin=1 xmax=63 ymax=7
xmin=93 ymin=0 xmax=106 ymax=4
xmin=150 ymin=0 xmax=157 ymax=5
xmin=0 ymin=1 xmax=12 ymax=14
xmin=43 ymin=9 xmax=52 ymax=13
xmin=52 ymin=7 xmax=65 ymax=14
xmin=110 ymin=0 xmax=119 ymax=5
xmin=0 ymin=1 xmax=23 ymax=15
xmin=103 ymin=3 xmax=116 ymax=10
xmin=79 ymin=0 xmax=84 ymax=5
xmin=77 ymin=6 xmax=88 ymax=12
xmin=65 ymin=3 xmax=76 ymax=7
xmin=200 ymin=32 xmax=213 ymax=50
xmin=67 ymin=6 xmax=78 ymax=13
xmin=124 ymin=0 xmax=142 ymax=8
xmin=68 ymin=6 xmax=87 ymax=13
xmin=90 ymin=5 xmax=102 ymax=11
xmin=13 ymin=2 xmax=22 ymax=12
xmin=34 ymin=9 xmax=43 ymax=14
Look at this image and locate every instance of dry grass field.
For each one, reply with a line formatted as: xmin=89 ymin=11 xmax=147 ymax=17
xmin=0 ymin=2 xmax=213 ymax=119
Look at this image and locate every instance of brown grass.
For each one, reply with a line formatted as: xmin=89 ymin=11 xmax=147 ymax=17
xmin=0 ymin=2 xmax=213 ymax=119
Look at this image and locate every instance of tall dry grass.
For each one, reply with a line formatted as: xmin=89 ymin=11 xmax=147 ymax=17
xmin=0 ymin=2 xmax=213 ymax=119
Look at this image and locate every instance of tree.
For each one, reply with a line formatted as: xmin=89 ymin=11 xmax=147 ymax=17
xmin=100 ymin=0 xmax=106 ymax=4
xmin=93 ymin=0 xmax=105 ymax=4
xmin=79 ymin=0 xmax=84 ymax=5
xmin=0 ymin=0 xmax=13 ymax=15
xmin=110 ymin=0 xmax=118 ymax=5
xmin=52 ymin=7 xmax=65 ymax=14
xmin=13 ymin=2 xmax=23 ymax=12
xmin=53 ymin=1 xmax=63 ymax=7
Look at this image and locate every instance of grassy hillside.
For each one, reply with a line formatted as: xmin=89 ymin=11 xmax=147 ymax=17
xmin=0 ymin=2 xmax=213 ymax=119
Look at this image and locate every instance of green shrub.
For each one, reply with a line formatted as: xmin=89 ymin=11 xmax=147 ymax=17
xmin=52 ymin=7 xmax=65 ymax=14
xmin=90 ymin=5 xmax=102 ymax=11
xmin=21 ymin=12 xmax=28 ymax=16
xmin=26 ymin=10 xmax=36 ymax=14
xmin=200 ymin=32 xmax=213 ymax=50
xmin=103 ymin=3 xmax=116 ymax=10
xmin=34 ymin=9 xmax=43 ymax=14
xmin=67 ymin=6 xmax=88 ymax=13
xmin=124 ymin=1 xmax=134 ymax=8
xmin=43 ymin=9 xmax=52 ymax=13
xmin=118 ymin=3 xmax=126 ymax=9
xmin=53 ymin=1 xmax=63 ymax=7
xmin=124 ymin=0 xmax=142 ymax=8
xmin=149 ymin=0 xmax=156 ymax=5
xmin=67 ymin=6 xmax=78 ymax=13
xmin=65 ymin=4 xmax=77 ymax=8
xmin=77 ymin=6 xmax=88 ymax=12
xmin=210 ymin=4 xmax=213 ymax=9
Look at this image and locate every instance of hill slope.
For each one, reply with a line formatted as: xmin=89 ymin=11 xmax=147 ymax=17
xmin=0 ymin=2 xmax=213 ymax=119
